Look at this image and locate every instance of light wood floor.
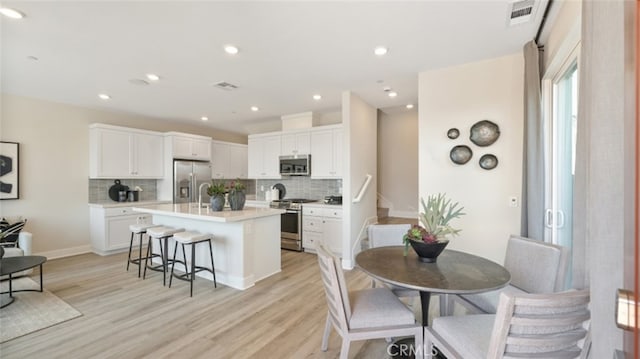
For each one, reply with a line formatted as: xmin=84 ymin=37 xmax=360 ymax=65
xmin=0 ymin=250 xmax=415 ymax=359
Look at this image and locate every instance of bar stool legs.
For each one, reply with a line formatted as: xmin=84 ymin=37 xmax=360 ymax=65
xmin=127 ymin=224 xmax=159 ymax=278
xmin=169 ymin=232 xmax=216 ymax=297
xmin=143 ymin=226 xmax=184 ymax=286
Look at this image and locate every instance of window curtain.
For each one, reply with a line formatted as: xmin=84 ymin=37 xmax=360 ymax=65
xmin=521 ymin=40 xmax=545 ymax=240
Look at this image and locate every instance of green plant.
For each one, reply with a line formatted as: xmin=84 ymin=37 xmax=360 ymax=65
xmin=403 ymin=193 xmax=465 ymax=255
xmin=207 ymin=180 xmax=226 ymax=196
xmin=228 ymin=179 xmax=245 ymax=193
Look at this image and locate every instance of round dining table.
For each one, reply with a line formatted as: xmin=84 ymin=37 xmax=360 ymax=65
xmin=355 ymin=246 xmax=511 ymax=326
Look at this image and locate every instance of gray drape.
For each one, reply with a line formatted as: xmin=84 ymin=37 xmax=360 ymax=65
xmin=521 ymin=40 xmax=545 ymax=240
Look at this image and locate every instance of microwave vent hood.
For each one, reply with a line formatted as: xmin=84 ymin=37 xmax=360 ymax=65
xmin=279 ymin=154 xmax=310 ymax=176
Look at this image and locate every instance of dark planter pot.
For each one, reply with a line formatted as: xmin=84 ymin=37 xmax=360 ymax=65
xmin=228 ymin=191 xmax=246 ymax=211
xmin=210 ymin=194 xmax=225 ymax=211
xmin=409 ymin=239 xmax=449 ymax=263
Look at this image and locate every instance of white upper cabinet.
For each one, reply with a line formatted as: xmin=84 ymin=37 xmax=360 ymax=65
xmin=211 ymin=140 xmax=248 ymax=179
xmin=89 ymin=124 xmax=164 ymax=179
xmin=248 ymin=133 xmax=282 ymax=179
xmin=281 ymin=131 xmax=311 ymax=156
xmin=166 ymin=132 xmax=211 ymax=161
xmin=228 ymin=144 xmax=248 ymax=179
xmin=310 ymin=125 xmax=343 ymax=178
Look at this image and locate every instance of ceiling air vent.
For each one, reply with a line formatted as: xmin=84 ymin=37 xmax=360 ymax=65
xmin=213 ymin=81 xmax=239 ymax=91
xmin=508 ymin=0 xmax=535 ymax=26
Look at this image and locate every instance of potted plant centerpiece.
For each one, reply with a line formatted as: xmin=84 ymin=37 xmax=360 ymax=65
xmin=403 ymin=193 xmax=465 ymax=262
xmin=228 ymin=179 xmax=246 ymax=211
xmin=208 ymin=180 xmax=226 ymax=211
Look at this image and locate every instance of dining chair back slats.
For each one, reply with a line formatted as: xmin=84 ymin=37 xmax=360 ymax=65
xmin=317 ymin=242 xmax=423 ymax=359
xmin=486 ymin=290 xmax=591 ymax=359
xmin=317 ymin=247 xmax=350 ymax=333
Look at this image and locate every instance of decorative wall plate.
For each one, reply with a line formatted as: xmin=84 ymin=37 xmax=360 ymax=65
xmin=447 ymin=128 xmax=459 ymax=139
xmin=449 ymin=145 xmax=472 ymax=165
xmin=470 ymin=120 xmax=500 ymax=147
xmin=479 ymin=154 xmax=498 ymax=170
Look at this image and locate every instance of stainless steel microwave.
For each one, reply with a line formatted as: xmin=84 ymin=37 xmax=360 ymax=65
xmin=279 ymin=155 xmax=310 ymax=176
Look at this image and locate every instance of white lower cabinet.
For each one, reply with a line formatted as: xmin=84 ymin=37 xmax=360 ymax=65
xmin=302 ymin=206 xmax=342 ymax=255
xmin=90 ymin=206 xmax=153 ymax=255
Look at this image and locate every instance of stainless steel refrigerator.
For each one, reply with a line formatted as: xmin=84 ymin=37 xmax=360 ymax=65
xmin=173 ymin=160 xmax=212 ymax=204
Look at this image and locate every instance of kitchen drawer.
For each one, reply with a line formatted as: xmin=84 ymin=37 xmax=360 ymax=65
xmin=303 ymin=217 xmax=323 ymax=232
xmin=323 ymin=208 xmax=342 ymax=218
xmin=303 ymin=231 xmax=321 ymax=251
xmin=303 ymin=207 xmax=323 ymax=216
xmin=104 ymin=207 xmax=135 ymax=217
xmin=303 ymin=207 xmax=342 ymax=218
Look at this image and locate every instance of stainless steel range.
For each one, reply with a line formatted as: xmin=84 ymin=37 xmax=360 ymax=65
xmin=270 ymin=199 xmax=317 ymax=251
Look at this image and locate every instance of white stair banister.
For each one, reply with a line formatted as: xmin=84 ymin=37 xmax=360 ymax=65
xmin=352 ymin=174 xmax=372 ymax=203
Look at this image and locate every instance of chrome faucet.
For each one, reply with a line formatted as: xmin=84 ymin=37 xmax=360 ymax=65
xmin=198 ymin=182 xmax=209 ymax=208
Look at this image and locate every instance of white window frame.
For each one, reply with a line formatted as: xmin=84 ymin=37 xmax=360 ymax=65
xmin=541 ymin=25 xmax=581 ymax=245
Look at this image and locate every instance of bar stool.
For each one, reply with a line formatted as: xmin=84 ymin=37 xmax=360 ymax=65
xmin=143 ymin=226 xmax=184 ymax=286
xmin=169 ymin=231 xmax=216 ymax=297
xmin=127 ymin=223 xmax=160 ymax=277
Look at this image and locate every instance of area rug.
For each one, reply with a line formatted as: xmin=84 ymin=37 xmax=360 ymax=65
xmin=0 ymin=277 xmax=82 ymax=343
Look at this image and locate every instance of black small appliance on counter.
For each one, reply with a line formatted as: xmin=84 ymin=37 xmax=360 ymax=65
xmin=324 ymin=196 xmax=342 ymax=205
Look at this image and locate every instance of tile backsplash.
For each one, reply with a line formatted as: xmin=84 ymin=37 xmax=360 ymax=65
xmin=256 ymin=178 xmax=342 ymax=201
xmin=89 ymin=179 xmax=158 ymax=202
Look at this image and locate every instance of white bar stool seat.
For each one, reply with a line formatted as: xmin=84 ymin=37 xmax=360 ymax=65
xmin=169 ymin=231 xmax=217 ymax=297
xmin=127 ymin=223 xmax=161 ymax=278
xmin=143 ymin=226 xmax=184 ymax=286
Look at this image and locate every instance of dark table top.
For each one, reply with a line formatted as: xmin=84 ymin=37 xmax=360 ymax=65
xmin=355 ymin=247 xmax=510 ymax=295
xmin=0 ymin=255 xmax=47 ymax=276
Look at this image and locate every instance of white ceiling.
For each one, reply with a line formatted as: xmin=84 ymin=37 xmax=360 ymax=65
xmin=1 ymin=1 xmax=547 ymax=135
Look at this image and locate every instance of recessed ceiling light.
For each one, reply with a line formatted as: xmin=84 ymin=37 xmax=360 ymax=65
xmin=406 ymin=104 xmax=414 ymax=109
xmin=201 ymin=116 xmax=208 ymax=121
xmin=313 ymin=94 xmax=322 ymax=101
xmin=374 ymin=46 xmax=388 ymax=56
xmin=250 ymin=106 xmax=259 ymax=112
xmin=224 ymin=45 xmax=239 ymax=55
xmin=146 ymin=73 xmax=160 ymax=81
xmin=98 ymin=94 xmax=111 ymax=100
xmin=129 ymin=78 xmax=150 ymax=86
xmin=0 ymin=7 xmax=25 ymax=19
xmin=388 ymin=91 xmax=398 ymax=98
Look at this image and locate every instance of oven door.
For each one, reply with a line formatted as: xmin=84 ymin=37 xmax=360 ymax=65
xmin=281 ymin=210 xmax=302 ymax=251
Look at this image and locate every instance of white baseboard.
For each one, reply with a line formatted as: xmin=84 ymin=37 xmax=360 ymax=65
xmin=388 ymin=209 xmax=418 ymax=219
xmin=34 ymin=245 xmax=92 ymax=260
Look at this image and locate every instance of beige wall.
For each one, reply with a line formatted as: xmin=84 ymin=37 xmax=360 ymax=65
xmin=377 ymin=109 xmax=418 ymax=217
xmin=342 ymin=91 xmax=377 ymax=269
xmin=418 ymin=53 xmax=524 ymax=264
xmin=0 ymin=94 xmax=246 ymax=256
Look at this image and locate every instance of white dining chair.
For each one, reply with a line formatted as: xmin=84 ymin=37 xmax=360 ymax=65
xmin=450 ymin=234 xmax=570 ymax=315
xmin=367 ymin=224 xmax=418 ymax=294
xmin=316 ymin=242 xmax=424 ymax=359
xmin=426 ymin=289 xmax=591 ymax=359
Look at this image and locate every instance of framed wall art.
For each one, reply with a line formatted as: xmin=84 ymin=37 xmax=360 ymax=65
xmin=0 ymin=141 xmax=19 ymax=200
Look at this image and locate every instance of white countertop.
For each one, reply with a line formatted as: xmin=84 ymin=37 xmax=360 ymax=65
xmin=302 ymin=202 xmax=342 ymax=209
xmin=88 ymin=200 xmax=172 ymax=208
xmin=132 ymin=203 xmax=284 ymax=223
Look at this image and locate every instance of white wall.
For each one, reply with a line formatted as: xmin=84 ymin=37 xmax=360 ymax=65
xmin=418 ymin=54 xmax=524 ymax=264
xmin=342 ymin=91 xmax=377 ymax=269
xmin=378 ymin=109 xmax=418 ymax=218
xmin=542 ymin=0 xmax=582 ymax=73
xmin=0 ymin=94 xmax=246 ymax=256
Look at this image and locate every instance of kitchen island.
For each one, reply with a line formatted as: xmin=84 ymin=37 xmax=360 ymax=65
xmin=132 ymin=203 xmax=283 ymax=290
